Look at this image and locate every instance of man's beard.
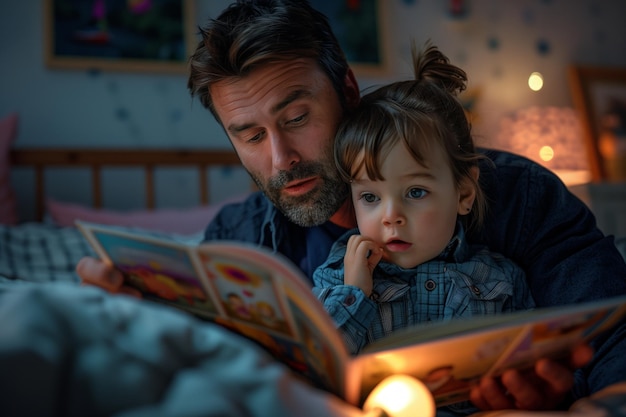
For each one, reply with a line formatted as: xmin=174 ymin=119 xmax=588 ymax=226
xmin=250 ymin=160 xmax=349 ymax=227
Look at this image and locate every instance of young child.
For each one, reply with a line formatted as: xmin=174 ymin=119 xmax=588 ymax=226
xmin=312 ymin=43 xmax=536 ymax=356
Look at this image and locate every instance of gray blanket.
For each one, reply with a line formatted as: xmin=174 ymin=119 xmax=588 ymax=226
xmin=0 ymin=282 xmax=361 ymax=417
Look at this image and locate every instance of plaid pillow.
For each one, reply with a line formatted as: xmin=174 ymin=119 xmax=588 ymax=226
xmin=0 ymin=224 xmax=94 ymax=283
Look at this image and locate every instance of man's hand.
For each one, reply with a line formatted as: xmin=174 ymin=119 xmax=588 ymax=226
xmin=76 ymin=256 xmax=142 ymax=297
xmin=469 ymin=343 xmax=594 ymax=410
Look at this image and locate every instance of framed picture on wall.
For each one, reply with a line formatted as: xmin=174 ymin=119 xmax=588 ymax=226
xmin=44 ymin=0 xmax=197 ymax=74
xmin=569 ymin=65 xmax=626 ymax=181
xmin=310 ymin=0 xmax=389 ymax=77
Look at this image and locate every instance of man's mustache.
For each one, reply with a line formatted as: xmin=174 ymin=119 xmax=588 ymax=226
xmin=268 ymin=162 xmax=325 ymax=189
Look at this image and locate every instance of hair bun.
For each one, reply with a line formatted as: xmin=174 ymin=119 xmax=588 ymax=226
xmin=412 ymin=41 xmax=467 ymax=96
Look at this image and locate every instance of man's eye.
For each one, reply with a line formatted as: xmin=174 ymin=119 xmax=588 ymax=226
xmin=360 ymin=193 xmax=379 ymax=203
xmin=408 ymin=188 xmax=427 ymax=199
xmin=286 ymin=113 xmax=307 ymax=126
xmin=246 ymin=131 xmax=265 ymax=143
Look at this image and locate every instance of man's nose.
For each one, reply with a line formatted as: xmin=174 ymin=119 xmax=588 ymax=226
xmin=270 ymin=132 xmax=300 ymax=171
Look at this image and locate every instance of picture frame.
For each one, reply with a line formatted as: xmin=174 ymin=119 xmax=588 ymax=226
xmin=44 ymin=0 xmax=197 ymax=74
xmin=569 ymin=65 xmax=626 ymax=181
xmin=310 ymin=0 xmax=389 ymax=77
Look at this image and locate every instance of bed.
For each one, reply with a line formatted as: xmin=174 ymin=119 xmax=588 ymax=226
xmin=2 ymin=145 xmax=625 ymax=417
xmin=2 ymin=147 xmax=252 ymax=284
xmin=0 ymin=146 xmax=364 ymax=417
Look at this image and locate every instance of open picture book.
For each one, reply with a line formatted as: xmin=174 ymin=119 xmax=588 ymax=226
xmin=77 ymin=221 xmax=626 ymax=408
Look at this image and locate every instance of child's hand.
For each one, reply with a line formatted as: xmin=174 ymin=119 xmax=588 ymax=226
xmin=343 ymin=234 xmax=383 ymax=297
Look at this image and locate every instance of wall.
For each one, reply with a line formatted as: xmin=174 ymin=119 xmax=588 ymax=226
xmin=377 ymin=0 xmax=626 ymax=148
xmin=0 ymin=1 xmax=230 ymax=150
xmin=2 ymin=1 xmax=626 ymax=217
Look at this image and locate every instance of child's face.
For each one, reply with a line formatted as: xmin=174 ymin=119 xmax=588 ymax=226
xmin=228 ymin=294 xmax=245 ymax=309
xmin=350 ymin=141 xmax=465 ymax=268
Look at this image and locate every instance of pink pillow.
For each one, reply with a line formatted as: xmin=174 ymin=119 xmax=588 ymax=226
xmin=47 ymin=193 xmax=250 ymax=235
xmin=0 ymin=113 xmax=19 ymax=225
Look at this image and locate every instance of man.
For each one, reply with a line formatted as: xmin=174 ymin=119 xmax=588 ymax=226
xmin=78 ymin=0 xmax=626 ymax=412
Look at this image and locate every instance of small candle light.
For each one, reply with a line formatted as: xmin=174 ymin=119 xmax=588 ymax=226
xmin=362 ymin=374 xmax=436 ymax=417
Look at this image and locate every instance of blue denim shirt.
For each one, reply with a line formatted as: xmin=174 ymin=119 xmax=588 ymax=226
xmin=312 ymin=225 xmax=536 ymax=355
xmin=204 ymin=148 xmax=626 ymax=405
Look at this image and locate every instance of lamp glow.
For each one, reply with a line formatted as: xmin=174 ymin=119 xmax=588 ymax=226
xmin=363 ymin=374 xmax=436 ymax=417
xmin=539 ymin=145 xmax=554 ymax=162
xmin=495 ymin=106 xmax=590 ymax=186
xmin=528 ymin=72 xmax=544 ymax=91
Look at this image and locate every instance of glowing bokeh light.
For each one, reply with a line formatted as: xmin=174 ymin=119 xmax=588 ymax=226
xmin=528 ymin=72 xmax=544 ymax=91
xmin=539 ymin=145 xmax=555 ymax=162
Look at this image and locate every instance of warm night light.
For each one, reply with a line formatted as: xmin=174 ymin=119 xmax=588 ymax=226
xmin=363 ymin=374 xmax=436 ymax=417
xmin=539 ymin=145 xmax=554 ymax=162
xmin=528 ymin=72 xmax=544 ymax=91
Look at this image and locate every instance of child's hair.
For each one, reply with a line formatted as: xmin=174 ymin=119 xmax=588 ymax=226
xmin=334 ymin=41 xmax=487 ymax=230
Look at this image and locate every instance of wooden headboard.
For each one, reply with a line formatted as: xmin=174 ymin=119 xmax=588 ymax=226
xmin=9 ymin=148 xmax=245 ymax=221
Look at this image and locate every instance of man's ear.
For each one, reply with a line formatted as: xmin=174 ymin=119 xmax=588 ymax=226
xmin=457 ymin=166 xmax=479 ymax=215
xmin=343 ymin=68 xmax=360 ymax=109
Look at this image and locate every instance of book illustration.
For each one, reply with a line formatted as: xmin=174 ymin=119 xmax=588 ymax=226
xmin=487 ymin=304 xmax=623 ymax=376
xmin=219 ymin=317 xmax=310 ymax=371
xmin=91 ymin=230 xmax=219 ymax=316
xmin=421 ymin=364 xmax=476 ymax=407
xmin=421 ymin=331 xmax=517 ymax=405
xmin=198 ymin=251 xmax=292 ymax=337
xmin=286 ymin=294 xmax=344 ymax=395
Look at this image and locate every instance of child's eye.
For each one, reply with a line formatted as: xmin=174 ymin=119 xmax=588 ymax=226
xmin=360 ymin=193 xmax=379 ymax=203
xmin=408 ymin=188 xmax=427 ymax=199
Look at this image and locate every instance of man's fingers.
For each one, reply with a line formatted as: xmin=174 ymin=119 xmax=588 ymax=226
xmin=501 ymin=369 xmax=544 ymax=410
xmin=568 ymin=343 xmax=594 ymax=369
xmin=532 ymin=344 xmax=592 ymax=396
xmin=472 ymin=376 xmax=516 ymax=410
xmin=470 ymin=345 xmax=592 ymax=412
xmin=76 ymin=257 xmax=124 ymax=292
xmin=534 ymin=358 xmax=575 ymax=394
